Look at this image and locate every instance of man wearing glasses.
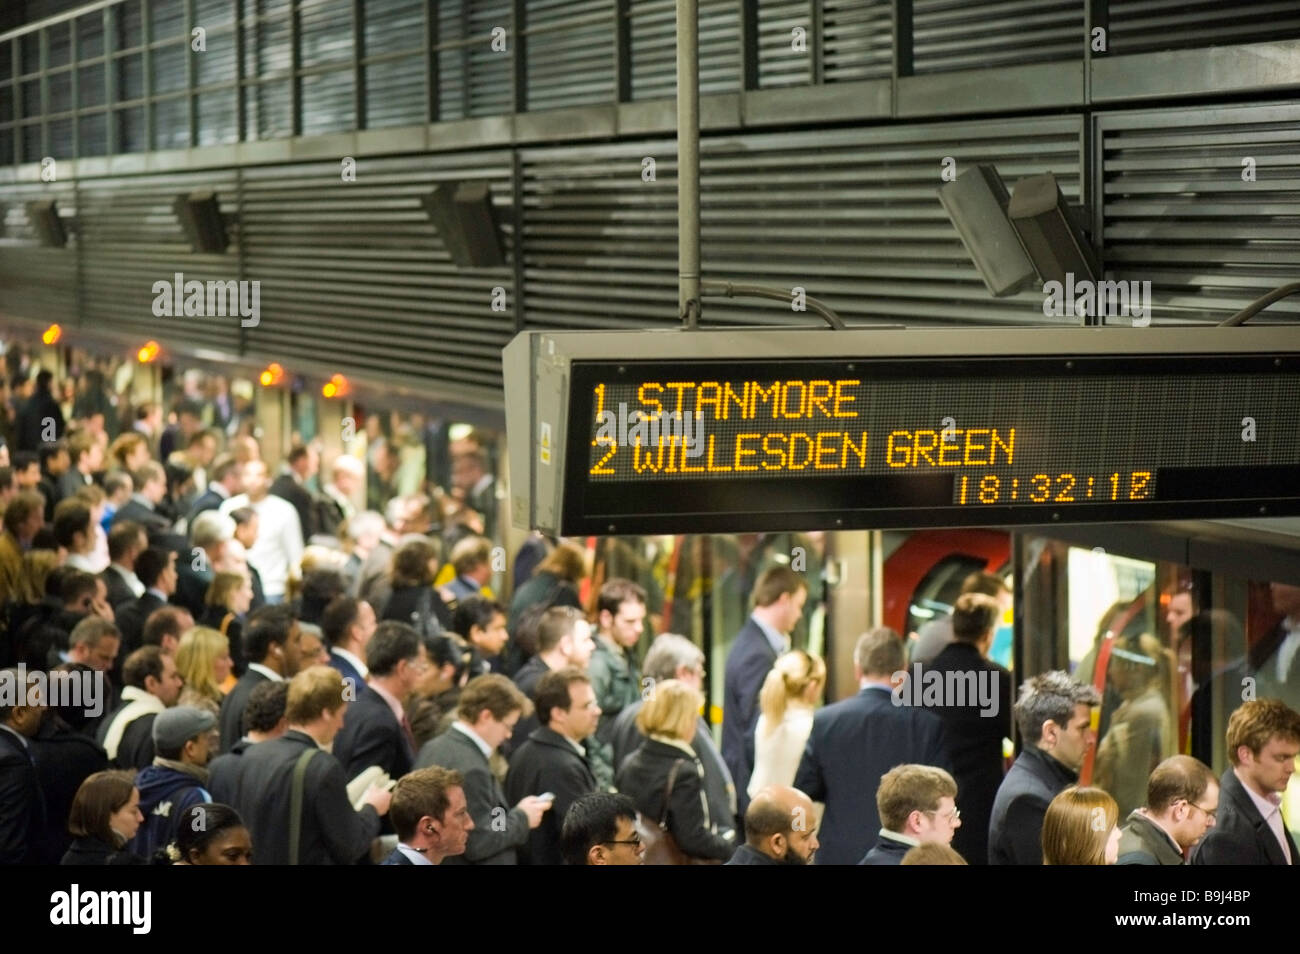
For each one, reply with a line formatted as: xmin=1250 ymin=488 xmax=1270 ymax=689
xmin=858 ymin=765 xmax=961 ymax=865
xmin=560 ymin=792 xmax=645 ymax=865
xmin=1117 ymin=755 xmax=1218 ymax=865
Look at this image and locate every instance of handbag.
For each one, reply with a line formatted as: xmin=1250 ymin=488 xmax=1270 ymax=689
xmin=637 ymin=759 xmax=723 ymax=866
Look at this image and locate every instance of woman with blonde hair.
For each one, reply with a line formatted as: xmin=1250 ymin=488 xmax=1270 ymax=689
xmin=200 ymin=571 xmax=252 ymax=680
xmin=748 ymin=649 xmax=825 ymax=796
xmin=176 ymin=626 xmax=234 ymax=713
xmin=1042 ymin=786 xmax=1121 ymax=865
xmin=615 ymin=679 xmax=736 ymax=863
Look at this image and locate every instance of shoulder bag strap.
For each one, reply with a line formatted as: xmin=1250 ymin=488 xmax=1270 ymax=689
xmin=659 ymin=759 xmax=685 ymax=828
xmin=289 ymin=747 xmax=320 ymax=865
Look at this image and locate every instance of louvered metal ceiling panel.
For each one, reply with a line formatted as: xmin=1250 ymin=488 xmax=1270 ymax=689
xmin=0 ymin=181 xmax=79 ymax=328
xmin=437 ymin=0 xmax=512 ymax=120
xmin=823 ymin=0 xmax=893 ymax=82
xmin=1099 ymin=104 xmax=1300 ymax=324
xmin=913 ymin=0 xmax=1082 ymax=73
xmin=524 ymin=0 xmax=615 ymax=111
xmin=628 ymin=0 xmax=740 ymax=101
xmin=242 ymin=1 xmax=293 ymax=140
xmin=75 ymin=170 xmax=243 ymax=352
xmin=300 ymin=0 xmax=356 ymax=135
xmin=520 ymin=116 xmax=1084 ymax=330
xmin=238 ymin=153 xmax=516 ymax=391
xmin=759 ymin=0 xmax=814 ymax=88
xmin=1108 ymin=1 xmax=1300 ymax=56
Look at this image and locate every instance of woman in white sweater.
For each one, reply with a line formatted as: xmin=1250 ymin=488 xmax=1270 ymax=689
xmin=748 ymin=649 xmax=826 ymax=797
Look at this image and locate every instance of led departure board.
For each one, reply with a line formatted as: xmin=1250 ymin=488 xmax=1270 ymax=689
xmin=502 ymin=328 xmax=1300 ymax=535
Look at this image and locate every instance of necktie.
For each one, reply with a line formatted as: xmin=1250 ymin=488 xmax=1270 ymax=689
xmin=400 ymin=713 xmax=416 ymax=753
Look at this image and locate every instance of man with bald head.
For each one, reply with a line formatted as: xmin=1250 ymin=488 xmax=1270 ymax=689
xmin=725 ymin=785 xmax=819 ymax=865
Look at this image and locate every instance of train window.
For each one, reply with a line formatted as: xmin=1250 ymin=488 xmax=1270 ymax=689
xmin=1021 ymin=531 xmax=1300 ymax=842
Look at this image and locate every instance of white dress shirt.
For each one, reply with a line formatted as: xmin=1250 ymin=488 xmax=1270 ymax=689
xmin=219 ymin=493 xmax=303 ymax=598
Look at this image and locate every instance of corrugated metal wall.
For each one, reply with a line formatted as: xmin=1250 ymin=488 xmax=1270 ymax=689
xmin=1098 ymin=103 xmax=1300 ymax=324
xmin=912 ymin=0 xmax=1083 ymax=73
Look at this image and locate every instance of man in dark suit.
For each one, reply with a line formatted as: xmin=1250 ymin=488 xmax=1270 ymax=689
xmin=858 ymin=764 xmax=960 ymax=865
xmin=332 ymin=622 xmax=424 ymax=781
xmin=1118 ymin=755 xmax=1219 ymax=865
xmin=505 ymin=668 xmax=601 ymax=865
xmin=111 ymin=461 xmax=173 ymax=541
xmin=31 ymin=693 xmax=110 ymax=865
xmin=918 ymin=593 xmax=1012 ymax=865
xmin=989 ymin=670 xmax=1100 ymax=865
xmin=101 ymin=521 xmax=147 ymax=610
xmin=230 ymin=666 xmax=390 ymax=864
xmin=114 ymin=547 xmax=175 ymax=654
xmin=725 ymin=785 xmax=819 ymax=865
xmin=58 ymin=430 xmax=100 ymax=500
xmin=508 ymin=606 xmax=594 ymax=747
xmin=1192 ymin=699 xmax=1300 ymax=865
xmin=381 ymin=766 xmax=475 ymax=865
xmin=414 ymin=674 xmax=550 ymax=864
xmin=174 ymin=510 xmax=231 ymax=617
xmin=0 ymin=667 xmax=46 ymax=865
xmin=218 ymin=606 xmax=302 ymax=754
xmin=270 ymin=445 xmax=318 ymax=542
xmin=208 ymin=681 xmax=288 ymax=804
xmin=794 ymin=627 xmax=949 ymax=865
xmin=323 ymin=596 xmax=377 ymax=691
xmin=14 ymin=369 xmax=64 ymax=452
xmin=723 ymin=566 xmax=807 ymax=820
xmin=186 ymin=454 xmax=242 ymax=527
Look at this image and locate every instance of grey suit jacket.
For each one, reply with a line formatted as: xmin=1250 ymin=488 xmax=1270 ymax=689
xmin=415 ymin=726 xmax=529 ymax=865
xmin=1117 ymin=810 xmax=1185 ymax=865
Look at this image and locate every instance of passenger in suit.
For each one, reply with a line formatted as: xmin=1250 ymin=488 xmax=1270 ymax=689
xmin=413 ymin=674 xmax=551 ymax=864
xmin=98 ymin=645 xmax=183 ymax=770
xmin=111 ymin=462 xmax=173 ymax=542
xmin=616 ymin=679 xmax=736 ymax=863
xmin=381 ymin=765 xmax=475 ymax=865
xmin=442 ymin=535 xmax=493 ymax=606
xmin=725 ymin=785 xmax=819 ymax=865
xmin=610 ymin=633 xmax=737 ymax=841
xmin=229 ymin=666 xmax=390 ymax=864
xmin=218 ymin=605 xmax=302 ymax=754
xmin=988 ymin=671 xmax=1100 ymax=865
xmin=1117 ymin=755 xmax=1219 ymax=865
xmin=186 ymin=455 xmax=243 ymax=528
xmin=332 ymin=622 xmax=424 ymax=781
xmin=208 ymin=681 xmax=289 ymax=805
xmin=114 ymin=547 xmax=176 ymax=654
xmin=723 ymin=566 xmax=807 ymax=819
xmin=1192 ymin=699 xmax=1300 ymax=865
xmin=30 ymin=684 xmax=110 ymax=865
xmin=505 ymin=668 xmax=601 ymax=865
xmin=101 ymin=521 xmax=147 ymax=611
xmin=323 ymin=595 xmax=377 ymax=691
xmin=918 ymin=593 xmax=1012 ymax=865
xmin=0 ymin=666 xmax=46 ymax=865
xmin=858 ymin=764 xmax=960 ymax=865
xmin=269 ymin=445 xmax=319 ymax=542
xmin=793 ymin=628 xmax=949 ymax=866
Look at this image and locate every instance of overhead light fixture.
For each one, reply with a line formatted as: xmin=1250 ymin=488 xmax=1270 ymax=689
xmin=137 ymin=341 xmax=161 ymax=363
xmin=421 ymin=181 xmax=505 ymax=268
xmin=173 ymin=190 xmax=230 ymax=253
xmin=259 ymin=363 xmax=284 ymax=387
xmin=41 ymin=323 xmax=62 ymax=345
xmin=321 ymin=374 xmax=349 ymax=399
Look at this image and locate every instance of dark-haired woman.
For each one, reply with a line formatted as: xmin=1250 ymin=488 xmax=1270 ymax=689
xmin=61 ymin=771 xmax=148 ymax=865
xmin=166 ymin=803 xmax=253 ymax=865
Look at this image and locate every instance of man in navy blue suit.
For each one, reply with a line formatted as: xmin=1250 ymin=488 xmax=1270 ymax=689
xmin=723 ymin=566 xmax=808 ymax=822
xmin=793 ymin=627 xmax=949 ymax=865
xmin=332 ymin=621 xmax=425 ymax=782
xmin=324 ymin=596 xmax=377 ymax=692
xmin=381 ymin=766 xmax=475 ymax=865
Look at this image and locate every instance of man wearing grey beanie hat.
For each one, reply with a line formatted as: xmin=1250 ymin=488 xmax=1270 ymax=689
xmin=126 ymin=706 xmax=218 ymax=861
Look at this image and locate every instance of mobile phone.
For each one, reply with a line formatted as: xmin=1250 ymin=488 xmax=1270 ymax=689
xmin=538 ymin=792 xmax=555 ymax=802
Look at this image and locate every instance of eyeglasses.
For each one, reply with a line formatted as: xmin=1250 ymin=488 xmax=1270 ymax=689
xmin=1186 ymin=801 xmax=1217 ymax=821
xmin=925 ymin=808 xmax=961 ymax=822
xmin=604 ymin=836 xmax=643 ymax=848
